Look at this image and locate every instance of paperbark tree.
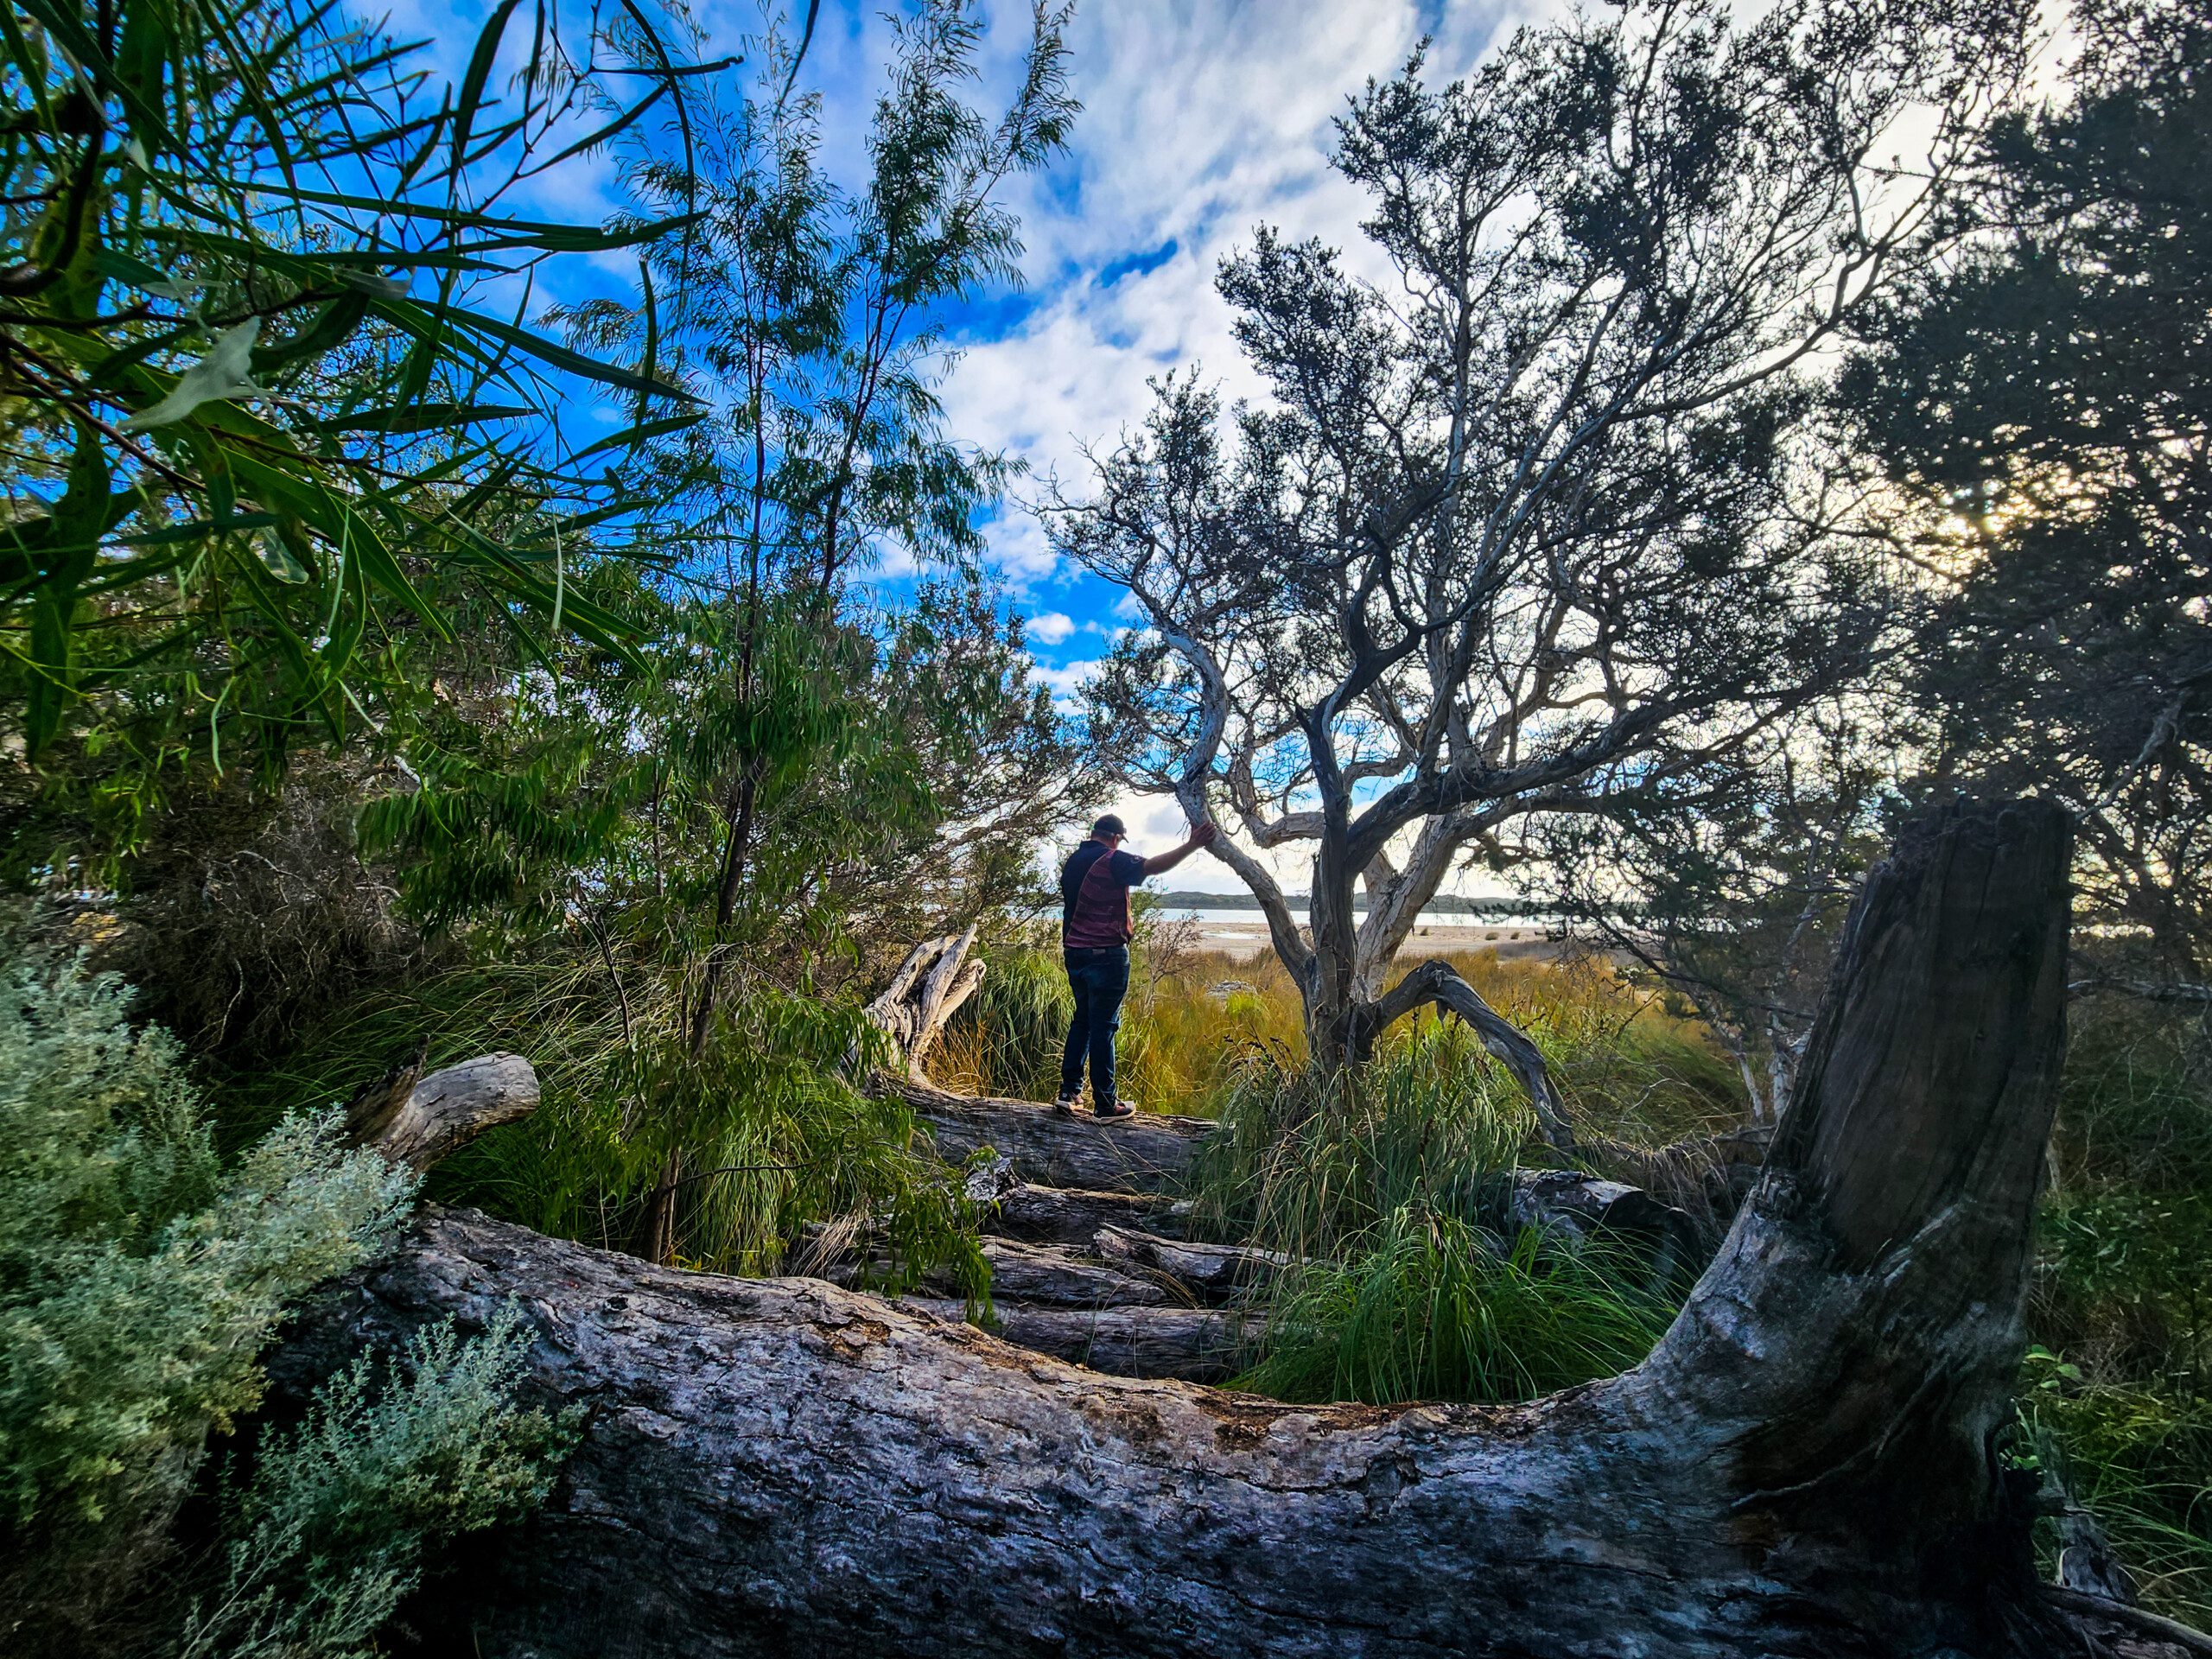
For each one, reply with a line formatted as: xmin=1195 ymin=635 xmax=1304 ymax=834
xmin=1050 ymin=0 xmax=2029 ymax=1103
xmin=268 ymin=800 xmax=2212 ymax=1656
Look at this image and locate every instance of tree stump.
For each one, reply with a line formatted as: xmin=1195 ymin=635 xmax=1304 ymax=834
xmin=864 ymin=928 xmax=986 ymax=1080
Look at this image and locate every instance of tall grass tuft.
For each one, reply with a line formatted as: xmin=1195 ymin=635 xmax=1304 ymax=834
xmin=1185 ymin=1019 xmax=1535 ymax=1258
xmin=1178 ymin=1016 xmax=1684 ymax=1408
xmin=2022 ymin=996 xmax=2212 ymax=1625
xmin=1238 ymin=1208 xmax=1675 ymax=1406
xmin=214 ymin=950 xmax=986 ymax=1297
xmin=933 ymin=932 xmax=1072 ymax=1101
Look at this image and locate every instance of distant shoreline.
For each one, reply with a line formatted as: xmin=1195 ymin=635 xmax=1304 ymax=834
xmin=1165 ymin=918 xmax=1575 ymax=963
xmin=1147 ymin=890 xmax=1542 ymax=918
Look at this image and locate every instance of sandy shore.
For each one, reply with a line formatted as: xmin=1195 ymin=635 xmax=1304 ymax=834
xmin=1175 ymin=919 xmax=1575 ymax=962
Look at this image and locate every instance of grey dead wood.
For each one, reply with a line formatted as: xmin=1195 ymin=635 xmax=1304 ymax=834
xmin=1090 ymin=1225 xmax=1286 ymax=1303
xmin=990 ymin=1180 xmax=1192 ymax=1245
xmin=864 ymin=929 xmax=987 ymax=1079
xmin=902 ymin=1298 xmax=1255 ymax=1382
xmin=970 ymin=1238 xmax=1171 ymax=1308
xmin=830 ymin=1237 xmax=1173 ymax=1310
xmin=344 ymin=1051 xmax=539 ymax=1172
xmin=266 ymin=801 xmax=2202 ymax=1657
xmin=887 ymin=1075 xmax=1213 ymax=1192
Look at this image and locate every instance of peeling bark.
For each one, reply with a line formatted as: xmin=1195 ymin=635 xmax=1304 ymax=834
xmin=264 ymin=801 xmax=2198 ymax=1657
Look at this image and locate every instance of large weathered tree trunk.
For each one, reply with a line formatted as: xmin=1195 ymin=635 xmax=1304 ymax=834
xmin=272 ymin=801 xmax=2197 ymax=1657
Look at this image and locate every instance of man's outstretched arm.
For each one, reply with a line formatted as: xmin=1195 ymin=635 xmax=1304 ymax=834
xmin=1142 ymin=821 xmax=1218 ymax=876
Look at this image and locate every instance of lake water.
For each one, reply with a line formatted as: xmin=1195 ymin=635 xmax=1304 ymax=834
xmin=1160 ymin=906 xmax=1555 ymax=929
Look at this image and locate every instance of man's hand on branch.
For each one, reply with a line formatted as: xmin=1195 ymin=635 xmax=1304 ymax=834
xmin=1143 ymin=819 xmax=1219 ymax=875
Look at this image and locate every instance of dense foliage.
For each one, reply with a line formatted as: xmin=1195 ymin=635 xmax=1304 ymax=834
xmin=181 ymin=1313 xmax=574 ymax=1659
xmin=0 ymin=938 xmax=410 ymax=1541
xmin=1844 ymin=0 xmax=2210 ymax=995
xmin=0 ymin=0 xmax=701 ymax=872
xmin=0 ymin=935 xmax=573 ymax=1655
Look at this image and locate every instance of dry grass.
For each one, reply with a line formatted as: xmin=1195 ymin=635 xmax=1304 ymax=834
xmin=937 ymin=932 xmax=1745 ymax=1145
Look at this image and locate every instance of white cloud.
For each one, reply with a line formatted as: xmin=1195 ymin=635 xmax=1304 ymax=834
xmin=938 ymin=0 xmax=1547 ymax=594
xmin=1027 ymin=611 xmax=1077 ymax=645
xmin=1033 ymin=658 xmax=1100 ymax=702
xmin=980 ymin=512 xmax=1062 ymax=587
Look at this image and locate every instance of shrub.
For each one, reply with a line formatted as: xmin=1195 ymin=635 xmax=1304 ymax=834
xmin=1185 ymin=1021 xmax=1682 ymax=1409
xmin=0 ymin=944 xmax=414 ymax=1537
xmin=181 ymin=1311 xmax=576 ymax=1659
xmin=2023 ymin=997 xmax=2212 ymax=1624
xmin=216 ymin=954 xmax=988 ymax=1297
xmin=2018 ymin=1346 xmax=2212 ymax=1625
xmin=0 ymin=933 xmax=415 ymax=1645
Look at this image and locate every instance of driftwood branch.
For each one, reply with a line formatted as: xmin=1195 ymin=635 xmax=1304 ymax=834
xmin=864 ymin=928 xmax=986 ymax=1080
xmin=1374 ymin=957 xmax=1578 ymax=1155
xmin=264 ymin=801 xmax=2202 ymax=1656
xmin=343 ymin=1051 xmax=539 ymax=1172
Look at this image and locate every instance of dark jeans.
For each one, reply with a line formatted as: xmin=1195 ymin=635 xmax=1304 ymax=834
xmin=1060 ymin=945 xmax=1130 ymax=1106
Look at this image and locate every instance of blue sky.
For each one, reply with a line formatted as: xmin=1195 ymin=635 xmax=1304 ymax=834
xmin=813 ymin=0 xmax=1541 ymax=872
xmin=367 ymin=0 xmax=1551 ymax=882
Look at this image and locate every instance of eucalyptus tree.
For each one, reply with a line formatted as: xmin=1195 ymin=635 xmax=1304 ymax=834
xmin=1840 ymin=0 xmax=2211 ymax=1003
xmin=369 ymin=3 xmax=1088 ymax=1262
xmin=550 ymin=0 xmax=1080 ymax=1055
xmin=1052 ymin=0 xmax=2029 ymax=1141
xmin=0 ymin=0 xmax=707 ymax=870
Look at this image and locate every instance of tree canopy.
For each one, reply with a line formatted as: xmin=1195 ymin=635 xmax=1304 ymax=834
xmin=1052 ymin=0 xmax=2031 ymax=1080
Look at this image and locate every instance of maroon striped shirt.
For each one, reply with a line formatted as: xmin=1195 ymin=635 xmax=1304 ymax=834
xmin=1060 ymin=842 xmax=1148 ymax=949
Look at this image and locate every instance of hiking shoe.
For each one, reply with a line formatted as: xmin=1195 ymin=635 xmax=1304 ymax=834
xmin=1052 ymin=1094 xmax=1083 ymax=1117
xmin=1092 ymin=1097 xmax=1136 ymax=1120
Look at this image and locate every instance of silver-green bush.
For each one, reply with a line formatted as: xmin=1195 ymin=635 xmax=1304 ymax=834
xmin=181 ymin=1311 xmax=575 ymax=1659
xmin=0 ymin=942 xmax=415 ymax=1541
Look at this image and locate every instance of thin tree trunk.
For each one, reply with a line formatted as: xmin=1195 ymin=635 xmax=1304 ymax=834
xmin=263 ymin=800 xmax=2187 ymax=1657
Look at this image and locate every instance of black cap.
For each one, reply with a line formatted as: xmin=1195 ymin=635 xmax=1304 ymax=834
xmin=1092 ymin=813 xmax=1127 ymax=838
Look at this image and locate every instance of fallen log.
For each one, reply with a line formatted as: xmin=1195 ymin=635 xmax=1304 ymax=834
xmin=270 ymin=801 xmax=2195 ymax=1656
xmin=1090 ymin=1224 xmax=1286 ymax=1303
xmin=1502 ymin=1167 xmax=1703 ymax=1287
xmin=831 ymin=1237 xmax=1173 ymax=1310
xmin=991 ymin=1180 xmax=1191 ymax=1245
xmin=906 ymin=1298 xmax=1254 ymax=1382
xmin=887 ymin=1075 xmax=1212 ymax=1192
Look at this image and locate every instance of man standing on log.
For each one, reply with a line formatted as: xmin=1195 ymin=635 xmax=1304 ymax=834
xmin=1056 ymin=813 xmax=1216 ymax=1117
